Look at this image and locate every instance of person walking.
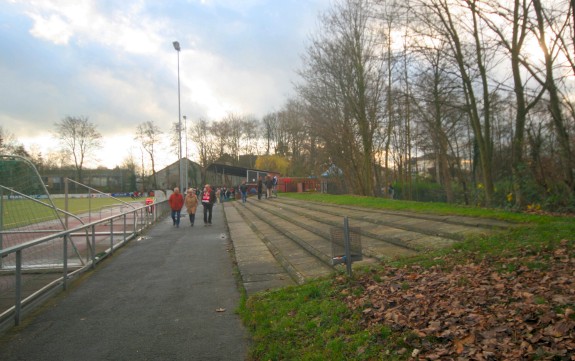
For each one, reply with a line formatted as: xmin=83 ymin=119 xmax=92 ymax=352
xmin=201 ymin=184 xmax=216 ymax=225
xmin=184 ymin=188 xmax=199 ymax=227
xmin=257 ymin=176 xmax=263 ymax=200
xmin=168 ymin=187 xmax=184 ymax=228
xmin=239 ymin=180 xmax=248 ymax=204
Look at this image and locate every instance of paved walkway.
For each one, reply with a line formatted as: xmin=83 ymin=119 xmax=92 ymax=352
xmin=0 ymin=203 xmax=251 ymax=361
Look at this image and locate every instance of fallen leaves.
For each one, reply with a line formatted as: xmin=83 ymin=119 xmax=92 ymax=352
xmin=344 ymin=242 xmax=575 ymax=360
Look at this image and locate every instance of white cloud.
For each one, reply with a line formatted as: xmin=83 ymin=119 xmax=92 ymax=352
xmin=21 ymin=0 xmax=166 ymax=54
xmin=28 ymin=12 xmax=73 ymax=44
xmin=2 ymin=0 xmax=333 ymax=169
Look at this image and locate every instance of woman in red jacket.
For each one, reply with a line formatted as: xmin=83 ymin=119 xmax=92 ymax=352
xmin=168 ymin=187 xmax=184 ymax=228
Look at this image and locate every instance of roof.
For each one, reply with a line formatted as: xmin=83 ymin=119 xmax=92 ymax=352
xmin=206 ymin=163 xmax=278 ymax=178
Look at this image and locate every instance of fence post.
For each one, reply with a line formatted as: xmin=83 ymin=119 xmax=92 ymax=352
xmin=343 ymin=216 xmax=352 ymax=277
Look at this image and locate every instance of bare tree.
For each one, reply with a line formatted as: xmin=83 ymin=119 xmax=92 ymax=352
xmin=242 ymin=115 xmax=261 ymax=167
xmin=121 ymin=153 xmax=139 ymax=192
xmin=298 ymin=0 xmax=385 ymax=195
xmin=531 ymin=0 xmax=574 ymax=192
xmin=261 ymin=112 xmax=278 ymax=155
xmin=0 ymin=126 xmax=9 ymax=152
xmin=169 ymin=121 xmax=182 ymax=159
xmin=135 ymin=120 xmax=162 ymax=189
xmin=0 ymin=126 xmax=24 ymax=155
xmin=224 ymin=113 xmax=243 ymax=164
xmin=280 ymin=98 xmax=310 ymax=176
xmin=210 ymin=119 xmax=231 ymax=161
xmin=190 ymin=118 xmax=218 ymax=183
xmin=54 ymin=116 xmax=102 ymax=184
xmin=476 ymin=0 xmax=546 ymax=207
xmin=415 ymin=0 xmax=499 ymax=206
xmin=411 ymin=42 xmax=464 ymax=203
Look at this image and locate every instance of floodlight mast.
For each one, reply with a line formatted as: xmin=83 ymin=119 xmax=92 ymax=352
xmin=173 ymin=41 xmax=184 ymax=191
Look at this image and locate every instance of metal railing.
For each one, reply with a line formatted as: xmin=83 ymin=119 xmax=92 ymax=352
xmin=0 ymin=199 xmax=169 ymax=334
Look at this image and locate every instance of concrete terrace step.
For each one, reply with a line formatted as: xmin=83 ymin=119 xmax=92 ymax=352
xmin=224 ymin=202 xmax=295 ymax=295
xmin=231 ymin=200 xmax=335 ymax=278
xmin=224 ymin=196 xmax=514 ymax=296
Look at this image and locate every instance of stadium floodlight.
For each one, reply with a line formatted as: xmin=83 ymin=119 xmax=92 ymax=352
xmin=173 ymin=41 xmax=184 ymax=191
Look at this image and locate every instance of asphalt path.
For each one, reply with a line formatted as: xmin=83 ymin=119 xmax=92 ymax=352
xmin=0 ymin=203 xmax=249 ymax=361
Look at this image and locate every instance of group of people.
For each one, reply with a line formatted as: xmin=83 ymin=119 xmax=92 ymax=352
xmin=168 ymin=175 xmax=279 ymax=224
xmin=239 ymin=175 xmax=278 ymax=203
xmin=168 ymin=184 xmax=216 ymax=228
xmin=261 ymin=175 xmax=278 ymax=200
xmin=215 ymin=186 xmax=234 ymax=203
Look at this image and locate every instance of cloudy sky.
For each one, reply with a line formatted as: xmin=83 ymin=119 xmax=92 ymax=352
xmin=1 ymin=0 xmax=331 ymax=169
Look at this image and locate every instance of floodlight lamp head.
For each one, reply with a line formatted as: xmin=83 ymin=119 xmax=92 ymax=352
xmin=173 ymin=41 xmax=181 ymax=51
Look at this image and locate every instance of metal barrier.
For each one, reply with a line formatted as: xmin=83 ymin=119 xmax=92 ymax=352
xmin=0 ymin=199 xmax=169 ymax=333
xmin=331 ymin=217 xmax=362 ymax=276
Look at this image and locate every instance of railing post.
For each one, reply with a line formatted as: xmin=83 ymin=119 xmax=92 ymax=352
xmin=123 ymin=213 xmax=127 ymax=243
xmin=15 ymin=250 xmax=22 ymax=326
xmin=88 ymin=189 xmax=92 ymax=223
xmin=64 ymin=178 xmax=69 ymax=229
xmin=91 ymin=224 xmax=96 ymax=269
xmin=109 ymin=219 xmax=114 ymax=254
xmin=63 ymin=235 xmax=68 ymax=291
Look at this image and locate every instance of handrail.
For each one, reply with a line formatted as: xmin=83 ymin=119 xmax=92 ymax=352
xmin=0 ymin=199 xmax=169 ymax=333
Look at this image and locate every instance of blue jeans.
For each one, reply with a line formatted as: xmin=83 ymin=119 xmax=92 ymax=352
xmin=241 ymin=191 xmax=247 ymax=203
xmin=171 ymin=210 xmax=181 ymax=226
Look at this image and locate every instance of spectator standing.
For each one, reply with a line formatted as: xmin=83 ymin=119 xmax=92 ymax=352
xmin=265 ymin=175 xmax=273 ymax=199
xmin=272 ymin=175 xmax=278 ymax=197
xmin=257 ymin=176 xmax=263 ymax=200
xmin=145 ymin=191 xmax=155 ymax=214
xmin=201 ymin=184 xmax=216 ymax=225
xmin=168 ymin=187 xmax=184 ymax=228
xmin=220 ymin=186 xmax=226 ymax=203
xmin=239 ymin=180 xmax=248 ymax=204
xmin=184 ymin=188 xmax=199 ymax=227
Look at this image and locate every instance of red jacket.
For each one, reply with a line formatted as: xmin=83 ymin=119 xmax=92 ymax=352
xmin=169 ymin=192 xmax=184 ymax=211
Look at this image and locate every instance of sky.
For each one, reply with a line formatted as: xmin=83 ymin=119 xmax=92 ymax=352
xmin=0 ymin=0 xmax=332 ymax=169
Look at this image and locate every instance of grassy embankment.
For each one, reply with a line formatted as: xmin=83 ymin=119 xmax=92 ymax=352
xmin=238 ymin=193 xmax=574 ymax=360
